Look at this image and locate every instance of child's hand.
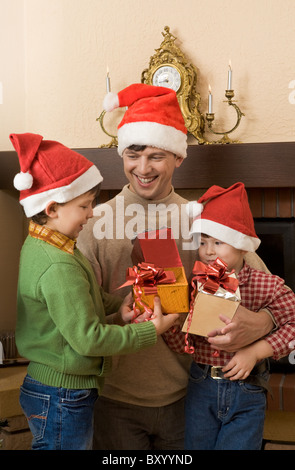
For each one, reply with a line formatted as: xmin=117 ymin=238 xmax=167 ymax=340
xmin=222 ymin=340 xmax=273 ymax=380
xmin=119 ymin=293 xmax=152 ymax=324
xmin=222 ymin=347 xmax=258 ymax=380
xmin=149 ymin=296 xmax=179 ymax=335
xmin=119 ymin=293 xmax=138 ymax=324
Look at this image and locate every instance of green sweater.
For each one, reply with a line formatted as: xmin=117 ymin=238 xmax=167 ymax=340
xmin=16 ymin=235 xmax=157 ymax=392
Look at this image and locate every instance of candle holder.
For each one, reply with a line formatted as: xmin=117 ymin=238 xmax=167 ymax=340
xmin=205 ymin=89 xmax=245 ymax=144
xmin=96 ymin=110 xmax=118 ymax=148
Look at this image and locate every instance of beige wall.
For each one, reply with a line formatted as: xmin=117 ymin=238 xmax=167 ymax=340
xmin=1 ymin=0 xmax=295 ymax=150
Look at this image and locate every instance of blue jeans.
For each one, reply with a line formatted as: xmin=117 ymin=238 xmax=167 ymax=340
xmin=185 ymin=362 xmax=267 ymax=450
xmin=19 ymin=375 xmax=98 ymax=450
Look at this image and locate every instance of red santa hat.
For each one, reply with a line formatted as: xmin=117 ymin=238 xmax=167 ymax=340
xmin=103 ymin=83 xmax=187 ymax=158
xmin=188 ymin=182 xmax=261 ymax=252
xmin=10 ymin=133 xmax=103 ymax=217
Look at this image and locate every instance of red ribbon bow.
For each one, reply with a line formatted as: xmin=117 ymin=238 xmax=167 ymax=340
xmin=121 ymin=262 xmax=176 ymax=321
xmin=184 ymin=258 xmax=239 ymax=356
xmin=191 ymin=258 xmax=239 ymax=295
xmin=125 ymin=262 xmax=175 ymax=294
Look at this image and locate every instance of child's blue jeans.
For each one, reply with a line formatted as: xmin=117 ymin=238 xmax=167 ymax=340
xmin=185 ymin=362 xmax=267 ymax=450
xmin=20 ymin=374 xmax=98 ymax=450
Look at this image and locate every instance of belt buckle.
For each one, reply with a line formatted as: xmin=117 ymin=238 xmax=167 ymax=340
xmin=211 ymin=366 xmax=223 ymax=380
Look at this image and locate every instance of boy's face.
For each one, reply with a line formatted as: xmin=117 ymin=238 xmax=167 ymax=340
xmin=198 ymin=235 xmax=246 ymax=273
xmin=45 ymin=191 xmax=96 ymax=239
xmin=122 ymin=146 xmax=183 ymax=200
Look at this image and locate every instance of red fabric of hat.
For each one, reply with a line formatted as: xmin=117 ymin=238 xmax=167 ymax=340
xmin=103 ymin=83 xmax=187 ymax=158
xmin=10 ymin=133 xmax=103 ymax=217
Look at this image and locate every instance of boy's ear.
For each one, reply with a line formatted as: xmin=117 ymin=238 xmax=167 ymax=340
xmin=45 ymin=201 xmax=58 ymax=218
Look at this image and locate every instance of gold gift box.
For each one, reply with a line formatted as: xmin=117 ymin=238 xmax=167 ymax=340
xmin=131 ymin=229 xmax=189 ymax=314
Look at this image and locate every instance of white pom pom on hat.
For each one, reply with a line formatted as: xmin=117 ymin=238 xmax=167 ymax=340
xmin=103 ymin=92 xmax=119 ymax=112
xmin=186 ymin=200 xmax=204 ymax=218
xmin=13 ymin=171 xmax=33 ymax=191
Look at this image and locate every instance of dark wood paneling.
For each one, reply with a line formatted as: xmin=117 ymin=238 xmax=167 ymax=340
xmin=1 ymin=142 xmax=295 ymax=191
xmin=174 ymin=142 xmax=295 ymax=189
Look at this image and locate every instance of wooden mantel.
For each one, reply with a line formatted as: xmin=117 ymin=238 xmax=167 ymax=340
xmin=1 ymin=142 xmax=295 ymax=191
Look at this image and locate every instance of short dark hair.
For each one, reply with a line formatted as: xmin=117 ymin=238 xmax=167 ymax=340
xmin=126 ymin=144 xmax=177 ymax=158
xmin=127 ymin=145 xmax=147 ymax=152
xmin=31 ymin=183 xmax=101 ymax=225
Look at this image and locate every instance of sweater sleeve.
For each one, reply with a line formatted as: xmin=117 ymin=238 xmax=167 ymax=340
xmin=38 ymin=262 xmax=157 ymax=357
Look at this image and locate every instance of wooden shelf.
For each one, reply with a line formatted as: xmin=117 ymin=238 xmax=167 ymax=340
xmin=1 ymin=142 xmax=295 ymax=191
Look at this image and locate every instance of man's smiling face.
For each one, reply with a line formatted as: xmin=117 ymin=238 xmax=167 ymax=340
xmin=122 ymin=146 xmax=183 ymax=200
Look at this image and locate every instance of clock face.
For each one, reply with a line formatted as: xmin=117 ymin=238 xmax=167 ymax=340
xmin=152 ymin=65 xmax=181 ymax=92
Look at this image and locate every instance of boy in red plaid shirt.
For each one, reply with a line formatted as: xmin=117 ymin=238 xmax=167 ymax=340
xmin=163 ymin=182 xmax=295 ymax=450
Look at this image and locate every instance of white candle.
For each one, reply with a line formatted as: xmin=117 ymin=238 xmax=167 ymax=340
xmin=0 ymin=341 xmax=4 ymax=364
xmin=208 ymin=85 xmax=213 ymax=113
xmin=227 ymin=61 xmax=232 ymax=90
xmin=106 ymin=67 xmax=111 ymax=93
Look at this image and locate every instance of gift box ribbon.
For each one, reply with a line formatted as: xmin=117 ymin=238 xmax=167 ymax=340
xmin=119 ymin=262 xmax=176 ymax=320
xmin=191 ymin=258 xmax=239 ymax=295
xmin=184 ymin=258 xmax=239 ymax=355
xmin=124 ymin=262 xmax=176 ymax=294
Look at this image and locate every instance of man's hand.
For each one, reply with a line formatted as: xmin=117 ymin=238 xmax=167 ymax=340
xmin=207 ymin=305 xmax=274 ymax=352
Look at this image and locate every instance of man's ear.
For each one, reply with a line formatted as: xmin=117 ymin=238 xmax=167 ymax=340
xmin=175 ymin=156 xmax=184 ymax=168
xmin=45 ymin=201 xmax=58 ymax=218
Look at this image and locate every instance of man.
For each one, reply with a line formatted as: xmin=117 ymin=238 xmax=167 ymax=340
xmin=78 ymin=84 xmax=273 ymax=450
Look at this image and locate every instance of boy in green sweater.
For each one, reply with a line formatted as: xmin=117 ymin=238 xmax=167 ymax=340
xmin=10 ymin=132 xmax=178 ymax=450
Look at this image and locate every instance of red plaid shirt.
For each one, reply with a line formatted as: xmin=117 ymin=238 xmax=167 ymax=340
xmin=163 ymin=263 xmax=295 ymax=365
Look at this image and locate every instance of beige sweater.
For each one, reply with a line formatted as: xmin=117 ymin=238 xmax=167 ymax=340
xmin=78 ymin=185 xmax=269 ymax=407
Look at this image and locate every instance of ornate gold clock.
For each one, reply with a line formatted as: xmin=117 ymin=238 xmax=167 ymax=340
xmin=141 ymin=26 xmax=206 ymax=144
xmin=97 ymin=26 xmax=244 ymax=147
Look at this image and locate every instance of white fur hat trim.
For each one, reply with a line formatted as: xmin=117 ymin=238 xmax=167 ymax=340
xmin=118 ymin=121 xmax=187 ymax=159
xmin=20 ymin=165 xmax=103 ymax=218
xmin=190 ymin=218 xmax=261 ymax=252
